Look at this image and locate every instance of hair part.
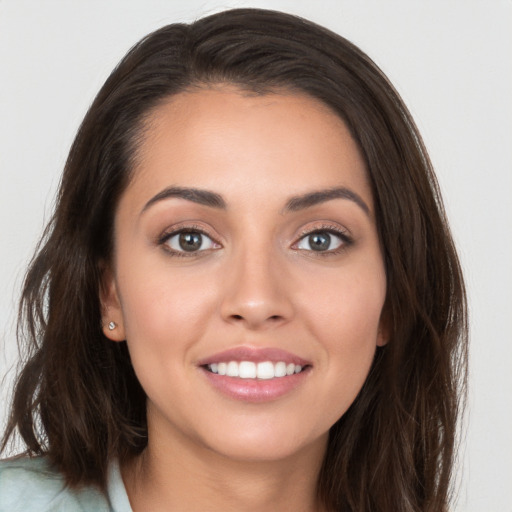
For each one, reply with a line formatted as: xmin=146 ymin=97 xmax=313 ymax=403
xmin=2 ymin=8 xmax=467 ymax=511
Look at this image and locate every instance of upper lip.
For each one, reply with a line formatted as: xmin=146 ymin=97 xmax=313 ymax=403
xmin=197 ymin=346 xmax=311 ymax=366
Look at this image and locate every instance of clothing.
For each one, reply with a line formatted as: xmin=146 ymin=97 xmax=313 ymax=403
xmin=0 ymin=456 xmax=132 ymax=511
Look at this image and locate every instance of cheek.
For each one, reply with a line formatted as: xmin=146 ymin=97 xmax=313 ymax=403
xmin=303 ymin=261 xmax=386 ymax=344
xmin=298 ymin=260 xmax=386 ymax=406
xmin=116 ymin=257 xmax=219 ymax=359
xmin=115 ymin=264 xmax=222 ymax=411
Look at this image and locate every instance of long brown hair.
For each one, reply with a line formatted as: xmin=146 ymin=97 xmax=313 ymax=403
xmin=2 ymin=8 xmax=467 ymax=511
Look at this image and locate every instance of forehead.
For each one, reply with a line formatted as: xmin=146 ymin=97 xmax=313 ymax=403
xmin=124 ymin=86 xmax=372 ymax=214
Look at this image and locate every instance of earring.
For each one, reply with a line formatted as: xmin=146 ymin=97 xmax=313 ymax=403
xmin=108 ymin=321 xmax=117 ymax=331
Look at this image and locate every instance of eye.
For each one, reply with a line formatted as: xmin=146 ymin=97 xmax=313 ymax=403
xmin=295 ymin=230 xmax=347 ymax=252
xmin=162 ymin=230 xmax=218 ymax=254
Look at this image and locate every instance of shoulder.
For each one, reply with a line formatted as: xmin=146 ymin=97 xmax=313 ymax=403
xmin=0 ymin=456 xmax=111 ymax=512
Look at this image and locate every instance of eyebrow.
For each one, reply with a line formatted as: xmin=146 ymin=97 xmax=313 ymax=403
xmin=141 ymin=186 xmax=226 ymax=214
xmin=283 ymin=187 xmax=370 ymax=216
xmin=141 ymin=185 xmax=370 ymax=216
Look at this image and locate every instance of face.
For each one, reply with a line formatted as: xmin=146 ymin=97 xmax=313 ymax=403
xmin=102 ymin=86 xmax=388 ymax=463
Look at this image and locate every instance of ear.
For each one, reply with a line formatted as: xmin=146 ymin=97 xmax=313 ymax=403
xmin=376 ymin=307 xmax=391 ymax=347
xmin=99 ymin=263 xmax=126 ymax=342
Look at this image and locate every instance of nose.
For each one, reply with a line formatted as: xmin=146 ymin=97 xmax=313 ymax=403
xmin=219 ymin=246 xmax=294 ymax=330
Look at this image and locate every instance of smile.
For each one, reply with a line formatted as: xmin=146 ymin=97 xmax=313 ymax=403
xmin=207 ymin=361 xmax=303 ymax=379
xmin=199 ymin=347 xmax=311 ymax=402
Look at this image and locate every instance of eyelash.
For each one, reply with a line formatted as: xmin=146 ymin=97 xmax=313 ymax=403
xmin=157 ymin=223 xmax=353 ymax=257
xmin=158 ymin=224 xmax=218 ymax=258
xmin=293 ymin=224 xmax=353 ymax=256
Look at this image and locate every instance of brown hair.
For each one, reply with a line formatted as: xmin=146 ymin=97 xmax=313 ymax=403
xmin=2 ymin=8 xmax=467 ymax=511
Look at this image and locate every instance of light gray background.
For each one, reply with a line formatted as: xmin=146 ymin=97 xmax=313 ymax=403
xmin=1 ymin=1 xmax=511 ymax=510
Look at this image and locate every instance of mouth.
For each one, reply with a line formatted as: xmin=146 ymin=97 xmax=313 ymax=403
xmin=198 ymin=347 xmax=311 ymax=402
xmin=204 ymin=360 xmax=306 ymax=379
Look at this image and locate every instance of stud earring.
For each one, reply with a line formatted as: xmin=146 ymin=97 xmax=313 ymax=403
xmin=108 ymin=321 xmax=117 ymax=331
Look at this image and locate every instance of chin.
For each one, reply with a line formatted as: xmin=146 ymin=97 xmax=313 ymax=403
xmin=196 ymin=422 xmax=329 ymax=464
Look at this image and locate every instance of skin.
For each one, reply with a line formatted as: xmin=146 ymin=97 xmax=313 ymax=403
xmin=102 ymin=86 xmax=388 ymax=511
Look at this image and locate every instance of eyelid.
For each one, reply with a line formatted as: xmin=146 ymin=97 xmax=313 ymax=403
xmin=157 ymin=223 xmax=222 ymax=256
xmin=156 ymin=221 xmax=352 ymax=257
xmin=158 ymin=224 xmax=210 ymax=243
xmin=292 ymin=223 xmax=353 ymax=253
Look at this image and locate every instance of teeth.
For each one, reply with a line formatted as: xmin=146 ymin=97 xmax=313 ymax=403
xmin=257 ymin=361 xmax=274 ymax=380
xmin=207 ymin=360 xmax=303 ymax=379
xmin=226 ymin=361 xmax=239 ymax=377
xmin=274 ymin=361 xmax=287 ymax=377
xmin=239 ymin=361 xmax=257 ymax=378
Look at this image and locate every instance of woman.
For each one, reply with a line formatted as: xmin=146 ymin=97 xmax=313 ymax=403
xmin=0 ymin=8 xmax=467 ymax=511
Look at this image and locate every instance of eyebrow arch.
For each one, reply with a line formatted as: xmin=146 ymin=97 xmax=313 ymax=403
xmin=283 ymin=187 xmax=370 ymax=216
xmin=141 ymin=186 xmax=227 ymax=214
xmin=141 ymin=185 xmax=369 ymax=217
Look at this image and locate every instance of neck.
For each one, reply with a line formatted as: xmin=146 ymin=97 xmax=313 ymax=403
xmin=123 ymin=425 xmax=327 ymax=511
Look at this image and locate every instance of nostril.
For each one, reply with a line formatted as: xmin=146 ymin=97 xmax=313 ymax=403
xmin=229 ymin=313 xmax=282 ymax=323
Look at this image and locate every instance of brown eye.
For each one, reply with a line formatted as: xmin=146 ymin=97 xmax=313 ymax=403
xmin=179 ymin=232 xmax=203 ymax=251
xmin=164 ymin=230 xmax=217 ymax=253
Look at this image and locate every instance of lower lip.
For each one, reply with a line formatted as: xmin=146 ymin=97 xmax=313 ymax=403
xmin=200 ymin=367 xmax=310 ymax=403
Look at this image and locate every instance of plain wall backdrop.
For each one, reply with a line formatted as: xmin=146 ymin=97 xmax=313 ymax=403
xmin=1 ymin=1 xmax=511 ymax=510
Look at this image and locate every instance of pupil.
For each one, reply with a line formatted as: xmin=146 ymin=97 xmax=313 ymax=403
xmin=179 ymin=232 xmax=202 ymax=251
xmin=309 ymin=232 xmax=330 ymax=251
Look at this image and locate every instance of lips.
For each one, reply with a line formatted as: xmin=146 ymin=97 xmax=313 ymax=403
xmin=198 ymin=346 xmax=311 ymax=402
xmin=197 ymin=346 xmax=310 ymax=367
